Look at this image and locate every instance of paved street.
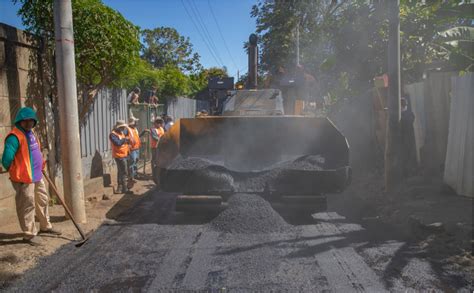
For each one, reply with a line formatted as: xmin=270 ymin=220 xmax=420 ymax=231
xmin=7 ymin=191 xmax=468 ymax=292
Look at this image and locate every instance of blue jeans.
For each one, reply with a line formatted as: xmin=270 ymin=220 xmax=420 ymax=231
xmin=129 ymin=149 xmax=139 ymax=179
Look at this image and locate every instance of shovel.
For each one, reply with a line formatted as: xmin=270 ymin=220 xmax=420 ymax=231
xmin=42 ymin=170 xmax=89 ymax=247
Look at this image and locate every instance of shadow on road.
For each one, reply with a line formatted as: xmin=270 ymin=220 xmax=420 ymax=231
xmin=106 ymin=190 xmax=222 ymax=225
xmin=101 ymin=184 xmax=469 ymax=291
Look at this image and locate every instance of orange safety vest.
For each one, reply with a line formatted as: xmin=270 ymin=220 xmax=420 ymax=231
xmin=128 ymin=126 xmax=141 ymax=151
xmin=6 ymin=127 xmax=41 ymax=183
xmin=150 ymin=127 xmax=164 ymax=149
xmin=110 ymin=130 xmax=129 ymax=159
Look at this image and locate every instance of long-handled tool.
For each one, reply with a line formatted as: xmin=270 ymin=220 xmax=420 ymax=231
xmin=42 ymin=170 xmax=89 ymax=247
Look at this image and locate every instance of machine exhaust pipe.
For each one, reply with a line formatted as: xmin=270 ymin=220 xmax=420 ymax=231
xmin=247 ymin=34 xmax=258 ymax=89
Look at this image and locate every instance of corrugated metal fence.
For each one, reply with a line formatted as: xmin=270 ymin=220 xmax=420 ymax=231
xmin=403 ymin=72 xmax=472 ymax=197
xmin=80 ymin=88 xmax=128 ymax=178
xmin=444 ymin=73 xmax=473 ymax=197
xmin=166 ymin=97 xmax=197 ymax=120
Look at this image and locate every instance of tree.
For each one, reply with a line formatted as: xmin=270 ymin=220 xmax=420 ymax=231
xmin=251 ymin=0 xmax=355 ymax=97
xmin=251 ymin=0 xmax=471 ymax=101
xmin=15 ymin=0 xmax=141 ymax=121
xmin=189 ymin=66 xmax=229 ymax=95
xmin=141 ymin=27 xmax=202 ymax=73
xmin=157 ymin=65 xmax=191 ymax=98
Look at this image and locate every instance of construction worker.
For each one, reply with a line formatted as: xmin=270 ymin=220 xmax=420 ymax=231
xmin=150 ymin=118 xmax=165 ymax=183
xmin=1 ymin=107 xmax=61 ymax=246
xmin=127 ymin=117 xmax=141 ymax=180
xmin=110 ymin=120 xmax=130 ymax=193
xmin=164 ymin=115 xmax=174 ymax=132
xmin=128 ymin=87 xmax=141 ymax=104
xmin=400 ymin=96 xmax=417 ymax=177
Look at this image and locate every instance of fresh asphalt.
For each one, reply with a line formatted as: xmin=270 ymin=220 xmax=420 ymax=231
xmin=6 ymin=191 xmax=469 ymax=292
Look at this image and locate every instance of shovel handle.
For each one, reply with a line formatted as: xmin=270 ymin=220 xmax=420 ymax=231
xmin=42 ymin=170 xmax=87 ymax=240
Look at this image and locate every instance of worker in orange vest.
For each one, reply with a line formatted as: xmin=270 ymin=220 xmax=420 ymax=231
xmin=150 ymin=118 xmax=165 ymax=183
xmin=127 ymin=116 xmax=141 ymax=181
xmin=1 ymin=107 xmax=61 ymax=246
xmin=109 ymin=120 xmax=130 ymax=193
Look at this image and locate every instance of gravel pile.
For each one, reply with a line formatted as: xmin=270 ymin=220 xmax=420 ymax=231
xmin=184 ymin=166 xmax=235 ymax=193
xmin=209 ymin=194 xmax=291 ymax=234
xmin=169 ymin=155 xmax=324 ymax=172
xmin=168 ymin=156 xmax=221 ymax=170
xmin=168 ymin=155 xmax=325 ymax=193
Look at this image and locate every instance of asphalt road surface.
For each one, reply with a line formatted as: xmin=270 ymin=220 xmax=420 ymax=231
xmin=7 ymin=191 xmax=469 ymax=292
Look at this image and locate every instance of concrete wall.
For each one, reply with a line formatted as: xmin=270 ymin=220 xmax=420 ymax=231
xmin=0 ymin=23 xmax=47 ymax=223
xmin=0 ymin=24 xmax=129 ymax=226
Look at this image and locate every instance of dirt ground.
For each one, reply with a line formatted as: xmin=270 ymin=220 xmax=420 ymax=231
xmin=331 ymin=170 xmax=474 ymax=286
xmin=0 ymin=175 xmax=155 ymax=290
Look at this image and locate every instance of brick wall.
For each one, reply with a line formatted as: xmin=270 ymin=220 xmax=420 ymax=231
xmin=0 ymin=23 xmax=48 ymax=223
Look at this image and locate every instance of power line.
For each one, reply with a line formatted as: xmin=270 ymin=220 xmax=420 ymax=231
xmin=187 ymin=0 xmax=225 ymax=67
xmin=207 ymin=0 xmax=239 ymax=73
xmin=180 ymin=0 xmax=223 ymax=67
xmin=187 ymin=0 xmax=224 ymax=66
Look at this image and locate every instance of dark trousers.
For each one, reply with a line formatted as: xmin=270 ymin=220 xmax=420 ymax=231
xmin=151 ymin=148 xmax=159 ymax=185
xmin=115 ymin=157 xmax=128 ymax=190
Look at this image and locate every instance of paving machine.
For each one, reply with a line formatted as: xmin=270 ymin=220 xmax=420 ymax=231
xmin=155 ymin=34 xmax=351 ymax=212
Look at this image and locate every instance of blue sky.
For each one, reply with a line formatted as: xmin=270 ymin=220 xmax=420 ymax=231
xmin=0 ymin=0 xmax=257 ymax=78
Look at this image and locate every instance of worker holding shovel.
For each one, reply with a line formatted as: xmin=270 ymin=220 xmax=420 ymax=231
xmin=2 ymin=107 xmax=62 ymax=246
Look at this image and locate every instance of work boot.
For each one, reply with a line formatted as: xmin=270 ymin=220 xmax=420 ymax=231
xmin=23 ymin=236 xmax=43 ymax=246
xmin=39 ymin=228 xmax=62 ymax=236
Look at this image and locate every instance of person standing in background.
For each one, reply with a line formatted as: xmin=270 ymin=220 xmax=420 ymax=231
xmin=164 ymin=115 xmax=174 ymax=132
xmin=150 ymin=118 xmax=165 ymax=184
xmin=110 ymin=120 xmax=130 ymax=193
xmin=148 ymin=87 xmax=159 ymax=105
xmin=127 ymin=117 xmax=141 ymax=181
xmin=128 ymin=87 xmax=141 ymax=104
xmin=400 ymin=96 xmax=417 ymax=177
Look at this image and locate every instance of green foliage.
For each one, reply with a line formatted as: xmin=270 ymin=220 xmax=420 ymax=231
xmin=125 ymin=63 xmax=229 ymax=100
xmin=121 ymin=58 xmax=161 ymax=91
xmin=129 ymin=26 xmax=219 ymax=99
xmin=15 ymin=0 xmax=141 ymax=119
xmin=141 ymin=27 xmax=202 ymax=73
xmin=189 ymin=67 xmax=229 ymax=94
xmin=16 ymin=0 xmax=140 ymax=93
xmin=157 ymin=65 xmax=191 ymax=98
xmin=251 ymin=0 xmax=471 ymax=101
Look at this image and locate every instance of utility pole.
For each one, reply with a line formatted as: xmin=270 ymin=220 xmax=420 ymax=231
xmin=53 ymin=0 xmax=87 ymax=222
xmin=385 ymin=0 xmax=402 ymax=192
